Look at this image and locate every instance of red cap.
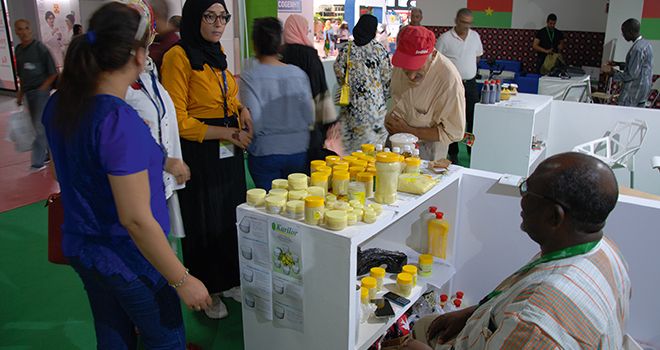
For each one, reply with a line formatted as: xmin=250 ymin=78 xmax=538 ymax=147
xmin=456 ymin=291 xmax=464 ymax=299
xmin=496 ymin=80 xmax=501 ymax=83
xmin=453 ymin=299 xmax=462 ymax=307
xmin=429 ymin=206 xmax=437 ymax=213
xmin=392 ymin=26 xmax=436 ymax=71
xmin=436 ymin=212 xmax=444 ymax=219
xmin=440 ymin=294 xmax=448 ymax=302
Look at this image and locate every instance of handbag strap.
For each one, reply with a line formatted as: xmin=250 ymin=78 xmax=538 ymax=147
xmin=343 ymin=42 xmax=352 ymax=85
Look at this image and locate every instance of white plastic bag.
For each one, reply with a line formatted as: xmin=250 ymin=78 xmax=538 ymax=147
xmin=7 ymin=109 xmax=35 ymax=152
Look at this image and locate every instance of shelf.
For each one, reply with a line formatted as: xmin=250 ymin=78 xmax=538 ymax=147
xmin=356 ymin=277 xmax=426 ymax=350
xmin=528 ymin=147 xmax=546 ymax=168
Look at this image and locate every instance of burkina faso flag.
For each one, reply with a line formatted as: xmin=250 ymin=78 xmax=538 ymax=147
xmin=641 ymin=0 xmax=660 ymax=40
xmin=468 ymin=0 xmax=513 ymax=28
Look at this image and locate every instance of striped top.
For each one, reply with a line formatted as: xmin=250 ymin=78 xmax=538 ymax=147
xmin=441 ymin=237 xmax=631 ymax=350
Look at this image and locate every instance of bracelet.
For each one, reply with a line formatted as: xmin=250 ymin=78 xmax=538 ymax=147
xmin=169 ymin=268 xmax=190 ymax=288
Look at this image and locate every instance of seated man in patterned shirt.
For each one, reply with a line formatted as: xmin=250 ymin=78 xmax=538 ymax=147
xmin=406 ymin=152 xmax=631 ymax=349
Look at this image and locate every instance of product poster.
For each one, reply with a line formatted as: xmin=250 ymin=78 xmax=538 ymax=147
xmin=238 ymin=215 xmax=273 ymax=320
xmin=35 ymin=0 xmax=80 ymax=69
xmin=269 ymin=219 xmax=304 ymax=331
xmin=0 ymin=0 xmax=16 ymax=90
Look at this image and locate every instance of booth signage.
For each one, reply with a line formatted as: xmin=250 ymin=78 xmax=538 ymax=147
xmin=278 ymin=0 xmax=302 ymax=13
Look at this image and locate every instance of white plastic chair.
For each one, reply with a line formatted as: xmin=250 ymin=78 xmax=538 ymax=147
xmin=572 ymin=120 xmax=648 ymax=188
xmin=562 ymin=82 xmax=592 ymax=103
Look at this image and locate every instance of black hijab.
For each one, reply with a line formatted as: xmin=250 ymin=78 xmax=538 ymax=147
xmin=179 ymin=0 xmax=228 ymax=71
xmin=352 ymin=15 xmax=378 ymax=47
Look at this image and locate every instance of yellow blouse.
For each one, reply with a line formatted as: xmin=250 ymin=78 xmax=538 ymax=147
xmin=161 ymin=45 xmax=241 ymax=142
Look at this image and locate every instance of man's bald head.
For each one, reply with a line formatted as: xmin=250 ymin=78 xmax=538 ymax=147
xmin=534 ymin=152 xmax=618 ymax=232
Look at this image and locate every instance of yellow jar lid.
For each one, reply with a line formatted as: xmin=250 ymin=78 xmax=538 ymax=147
xmin=342 ymin=155 xmax=357 ymax=164
xmin=367 ymin=167 xmax=377 ymax=174
xmin=246 ymin=188 xmax=266 ymax=198
xmin=361 ymin=276 xmax=377 ymax=289
xmin=333 ymin=171 xmax=349 ymax=181
xmin=360 ymin=287 xmax=369 ymax=301
xmin=333 ymin=164 xmax=349 ymax=172
xmin=325 ymin=155 xmax=340 ymax=165
xmin=419 ymin=254 xmax=433 ymax=265
xmin=317 ymin=166 xmax=333 ymax=174
xmin=335 ymin=160 xmax=350 ymax=167
xmin=266 ymin=195 xmax=286 ymax=206
xmin=377 ymin=152 xmax=400 ymax=163
xmin=269 ymin=188 xmax=288 ymax=197
xmin=405 ymin=157 xmax=421 ymax=166
xmin=364 ymin=156 xmax=376 ymax=163
xmin=288 ymin=173 xmax=308 ymax=183
xmin=370 ymin=267 xmax=386 ymax=278
xmin=286 ymin=200 xmax=305 ymax=212
xmin=356 ymin=172 xmax=374 ymax=182
xmin=310 ymin=160 xmax=326 ymax=168
xmin=304 ymin=196 xmax=324 ymax=208
xmin=361 ymin=144 xmax=375 ymax=153
xmin=369 ymin=203 xmax=382 ymax=213
xmin=397 ymin=272 xmax=413 ymax=285
xmin=310 ymin=171 xmax=329 ymax=182
xmin=349 ymin=166 xmax=365 ymax=176
xmin=271 ymin=179 xmax=289 ymax=189
xmin=307 ymin=186 xmax=325 ymax=197
xmin=352 ymin=159 xmax=368 ymax=168
xmin=402 ymin=265 xmax=418 ymax=275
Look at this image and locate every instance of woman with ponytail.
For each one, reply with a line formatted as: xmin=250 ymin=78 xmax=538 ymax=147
xmin=42 ymin=3 xmax=211 ymax=348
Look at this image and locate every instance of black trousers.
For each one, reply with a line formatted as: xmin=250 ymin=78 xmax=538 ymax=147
xmin=448 ymin=78 xmax=478 ymax=158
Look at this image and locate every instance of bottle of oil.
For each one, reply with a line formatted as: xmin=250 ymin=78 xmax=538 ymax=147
xmin=428 ymin=212 xmax=449 ymax=259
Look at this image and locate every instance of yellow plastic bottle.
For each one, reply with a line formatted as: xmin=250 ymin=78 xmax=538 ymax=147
xmin=427 ymin=212 xmax=449 ymax=259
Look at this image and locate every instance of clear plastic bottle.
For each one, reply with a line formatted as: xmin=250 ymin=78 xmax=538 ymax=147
xmin=428 ymin=211 xmax=450 ymax=259
xmin=392 ymin=146 xmax=401 ymax=155
xmin=375 ymin=144 xmax=383 ymax=153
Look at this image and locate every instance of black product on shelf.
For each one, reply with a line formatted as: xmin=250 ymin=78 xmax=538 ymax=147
xmin=357 ymin=248 xmax=408 ymax=275
xmin=383 ymin=291 xmax=411 ymax=307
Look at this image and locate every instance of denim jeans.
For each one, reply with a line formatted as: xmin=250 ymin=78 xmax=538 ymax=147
xmin=70 ymin=260 xmax=185 ymax=350
xmin=25 ymin=89 xmax=50 ymax=168
xmin=248 ymin=152 xmax=308 ymax=191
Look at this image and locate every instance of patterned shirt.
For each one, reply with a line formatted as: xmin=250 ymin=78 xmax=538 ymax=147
xmin=614 ymin=37 xmax=654 ymax=107
xmin=441 ymin=237 xmax=631 ymax=350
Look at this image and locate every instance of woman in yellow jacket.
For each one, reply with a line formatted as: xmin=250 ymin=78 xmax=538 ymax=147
xmin=161 ymin=0 xmax=251 ymax=319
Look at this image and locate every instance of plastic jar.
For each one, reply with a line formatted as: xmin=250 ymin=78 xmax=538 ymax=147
xmin=363 ymin=208 xmax=377 ymax=223
xmin=333 ymin=201 xmax=352 ymax=211
xmin=288 ymin=190 xmax=307 ymax=201
xmin=360 ymin=287 xmax=370 ymax=305
xmin=402 ymin=265 xmax=418 ymax=286
xmin=334 ymin=160 xmax=349 ymax=169
xmin=325 ymin=210 xmax=347 ymax=231
xmin=389 ymin=133 xmax=419 ymax=151
xmin=310 ymin=160 xmax=327 ymax=173
xmin=348 ymin=182 xmax=366 ymax=205
xmin=356 ymin=172 xmax=374 ymax=198
xmin=246 ymin=188 xmax=267 ymax=207
xmin=304 ymin=196 xmax=324 ymax=225
xmin=369 ymin=267 xmax=386 ymax=291
xmin=342 ymin=155 xmax=357 ymax=165
xmin=286 ymin=200 xmax=305 ymax=220
xmin=325 ymin=193 xmax=337 ymax=206
xmin=331 ymin=171 xmax=350 ymax=196
xmin=307 ymin=186 xmax=325 ymax=198
xmin=265 ymin=195 xmax=286 ymax=214
xmin=310 ymin=172 xmax=329 ymax=195
xmin=349 ymin=166 xmax=366 ymax=181
xmin=361 ymin=144 xmax=375 ymax=156
xmin=288 ymin=173 xmax=308 ymax=190
xmin=369 ymin=203 xmax=383 ymax=216
xmin=419 ymin=254 xmax=433 ymax=277
xmin=404 ymin=157 xmax=421 ymax=174
xmin=396 ymin=272 xmax=413 ymax=297
xmin=353 ymin=208 xmax=364 ymax=221
xmin=333 ymin=164 xmax=349 ymax=173
xmin=269 ymin=189 xmax=288 ymax=199
xmin=375 ymin=152 xmax=400 ymax=204
xmin=325 ymin=155 xmax=340 ymax=167
xmin=271 ymin=179 xmax=289 ymax=190
xmin=347 ymin=211 xmax=357 ymax=226
xmin=361 ymin=276 xmax=378 ymax=300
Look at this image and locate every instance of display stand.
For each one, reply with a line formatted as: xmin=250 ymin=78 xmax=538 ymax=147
xmin=471 ymin=94 xmax=553 ymax=177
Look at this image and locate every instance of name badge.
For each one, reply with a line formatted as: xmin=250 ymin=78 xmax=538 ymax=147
xmin=219 ymin=140 xmax=235 ymax=159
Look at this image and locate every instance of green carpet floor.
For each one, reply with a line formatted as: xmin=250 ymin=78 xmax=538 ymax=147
xmin=0 ymin=148 xmax=468 ymax=349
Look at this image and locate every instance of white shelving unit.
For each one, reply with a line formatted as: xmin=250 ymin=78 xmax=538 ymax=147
xmin=471 ymin=94 xmax=553 ymax=177
xmin=237 ymin=167 xmax=463 ymax=350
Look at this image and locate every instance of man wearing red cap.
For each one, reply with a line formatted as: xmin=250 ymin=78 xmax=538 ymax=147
xmin=386 ymin=26 xmax=465 ymax=161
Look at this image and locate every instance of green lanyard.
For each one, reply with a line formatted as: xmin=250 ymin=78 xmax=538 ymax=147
xmin=546 ymin=27 xmax=555 ymax=46
xmin=478 ymin=240 xmax=600 ymax=306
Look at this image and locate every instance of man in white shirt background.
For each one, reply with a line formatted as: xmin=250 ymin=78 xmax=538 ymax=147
xmin=436 ymin=8 xmax=483 ymax=165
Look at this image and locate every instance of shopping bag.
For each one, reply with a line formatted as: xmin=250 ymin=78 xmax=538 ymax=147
xmin=335 ymin=42 xmax=352 ymax=107
xmin=7 ymin=109 xmax=35 ymax=152
xmin=46 ymin=193 xmax=69 ymax=265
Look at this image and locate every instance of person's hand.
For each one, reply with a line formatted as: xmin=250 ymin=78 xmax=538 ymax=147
xmin=165 ymin=158 xmax=191 ymax=184
xmin=175 ymin=275 xmax=212 ymax=311
xmin=426 ymin=306 xmax=477 ymax=344
xmin=601 ymin=63 xmax=613 ymax=75
xmin=385 ymin=112 xmax=411 ymax=135
xmin=228 ymin=127 xmax=252 ymax=149
xmin=546 ymin=48 xmax=554 ymax=54
xmin=402 ymin=339 xmax=433 ymax=350
xmin=239 ymin=107 xmax=254 ymax=138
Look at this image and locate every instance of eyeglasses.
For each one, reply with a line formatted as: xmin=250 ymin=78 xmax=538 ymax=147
xmin=519 ymin=179 xmax=571 ymax=212
xmin=202 ymin=12 xmax=231 ymax=25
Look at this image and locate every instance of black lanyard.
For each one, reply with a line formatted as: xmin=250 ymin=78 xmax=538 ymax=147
xmin=209 ymin=67 xmax=230 ymax=125
xmin=137 ymin=71 xmax=168 ymax=156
